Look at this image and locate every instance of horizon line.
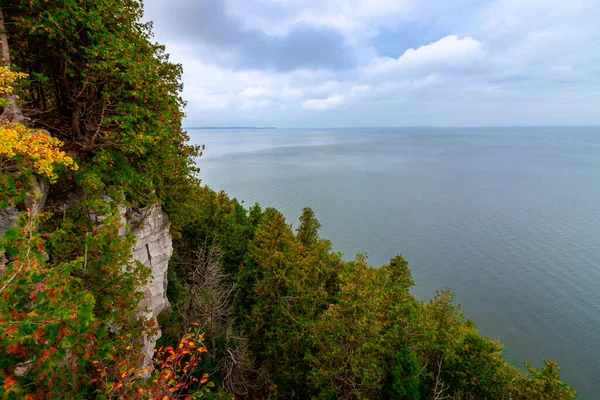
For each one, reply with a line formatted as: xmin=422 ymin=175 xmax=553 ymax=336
xmin=185 ymin=125 xmax=600 ymax=130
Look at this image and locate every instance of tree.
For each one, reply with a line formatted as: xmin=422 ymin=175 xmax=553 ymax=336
xmin=0 ymin=6 xmax=24 ymax=123
xmin=297 ymin=207 xmax=321 ymax=248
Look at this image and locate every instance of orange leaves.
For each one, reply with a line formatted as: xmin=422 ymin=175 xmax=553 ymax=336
xmin=33 ymin=329 xmax=44 ymax=343
xmin=30 ymin=282 xmax=45 ymax=300
xmin=5 ymin=326 xmax=18 ymax=335
xmin=145 ymin=331 xmax=212 ymax=396
xmin=57 ymin=326 xmax=73 ymax=341
xmin=2 ymin=375 xmax=17 ymax=390
xmin=7 ymin=344 xmax=26 ymax=357
xmin=161 ymin=369 xmax=172 ymax=380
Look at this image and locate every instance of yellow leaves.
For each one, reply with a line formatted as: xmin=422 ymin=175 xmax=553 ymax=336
xmin=0 ymin=120 xmax=78 ymax=182
xmin=0 ymin=67 xmax=27 ymax=96
xmin=161 ymin=369 xmax=172 ymax=379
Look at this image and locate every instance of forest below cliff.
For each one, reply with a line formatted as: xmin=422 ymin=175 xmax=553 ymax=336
xmin=0 ymin=1 xmax=576 ymax=399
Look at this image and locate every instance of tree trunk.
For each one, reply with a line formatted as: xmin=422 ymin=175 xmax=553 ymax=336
xmin=72 ymin=102 xmax=83 ymax=140
xmin=0 ymin=6 xmax=25 ymax=123
xmin=0 ymin=7 xmax=9 ymax=65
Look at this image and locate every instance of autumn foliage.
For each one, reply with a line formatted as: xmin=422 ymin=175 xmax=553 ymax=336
xmin=0 ymin=120 xmax=77 ymax=181
xmin=0 ymin=0 xmax=210 ymax=398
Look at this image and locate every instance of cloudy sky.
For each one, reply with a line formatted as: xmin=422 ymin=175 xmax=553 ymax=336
xmin=143 ymin=0 xmax=600 ymax=127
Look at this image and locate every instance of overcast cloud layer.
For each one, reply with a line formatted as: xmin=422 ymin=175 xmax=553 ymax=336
xmin=144 ymin=0 xmax=600 ymax=127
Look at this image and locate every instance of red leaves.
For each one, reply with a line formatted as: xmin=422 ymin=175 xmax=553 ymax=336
xmin=56 ymin=326 xmax=73 ymax=342
xmin=5 ymin=326 xmax=18 ymax=335
xmin=47 ymin=289 xmax=57 ymax=302
xmin=3 ymin=375 xmax=17 ymax=390
xmin=7 ymin=344 xmax=27 ymax=357
xmin=30 ymin=282 xmax=45 ymax=300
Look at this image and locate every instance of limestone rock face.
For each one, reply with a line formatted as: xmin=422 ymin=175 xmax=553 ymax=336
xmin=0 ymin=178 xmax=49 ymax=241
xmin=0 ymin=206 xmax=18 ymax=240
xmin=22 ymin=180 xmax=49 ymax=217
xmin=124 ymin=205 xmax=173 ymax=367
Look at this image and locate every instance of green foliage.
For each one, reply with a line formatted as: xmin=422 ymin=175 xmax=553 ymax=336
xmin=170 ymin=193 xmax=577 ymax=400
xmin=297 ymin=206 xmax=321 ymax=247
xmin=445 ymin=331 xmax=509 ymax=398
xmin=4 ymin=0 xmax=200 ymax=229
xmin=514 ymin=360 xmax=577 ymax=400
xmin=0 ymin=203 xmax=156 ymax=398
xmin=0 ymin=211 xmax=97 ymax=397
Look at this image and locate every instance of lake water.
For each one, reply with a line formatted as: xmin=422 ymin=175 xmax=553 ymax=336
xmin=189 ymin=127 xmax=600 ymax=398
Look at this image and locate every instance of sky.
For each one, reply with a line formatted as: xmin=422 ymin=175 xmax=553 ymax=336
xmin=143 ymin=0 xmax=600 ymax=127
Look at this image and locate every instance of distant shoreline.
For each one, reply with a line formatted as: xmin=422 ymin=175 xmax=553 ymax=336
xmin=185 ymin=126 xmax=277 ymax=130
xmin=184 ymin=125 xmax=599 ymax=130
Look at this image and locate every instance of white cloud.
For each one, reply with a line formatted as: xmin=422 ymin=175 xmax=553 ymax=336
xmin=366 ymin=35 xmax=485 ymax=78
xmin=240 ymin=98 xmax=274 ymax=109
xmin=302 ymin=95 xmax=345 ymax=110
xmin=239 ymin=86 xmax=272 ymax=98
xmin=399 ymin=35 xmax=482 ymax=65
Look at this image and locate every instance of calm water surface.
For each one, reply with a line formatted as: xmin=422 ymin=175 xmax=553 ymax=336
xmin=189 ymin=127 xmax=600 ymax=398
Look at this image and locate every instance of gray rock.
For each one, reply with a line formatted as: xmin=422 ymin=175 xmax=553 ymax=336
xmin=124 ymin=205 xmax=173 ymax=369
xmin=1 ymin=178 xmax=48 ymax=244
xmin=22 ymin=179 xmax=49 ymax=217
xmin=0 ymin=206 xmax=18 ymax=240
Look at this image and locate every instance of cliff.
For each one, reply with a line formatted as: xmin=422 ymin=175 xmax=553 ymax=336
xmin=0 ymin=193 xmax=173 ymax=369
xmin=124 ymin=205 xmax=173 ymax=367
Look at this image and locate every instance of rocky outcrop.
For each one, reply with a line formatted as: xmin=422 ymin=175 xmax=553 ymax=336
xmin=0 ymin=179 xmax=49 ymax=240
xmin=0 ymin=207 xmax=18 ymax=240
xmin=123 ymin=205 xmax=173 ymax=368
xmin=1 ymin=187 xmax=173 ymax=369
xmin=22 ymin=180 xmax=49 ymax=217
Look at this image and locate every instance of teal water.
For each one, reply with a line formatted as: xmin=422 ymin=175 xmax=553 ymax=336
xmin=189 ymin=127 xmax=600 ymax=398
